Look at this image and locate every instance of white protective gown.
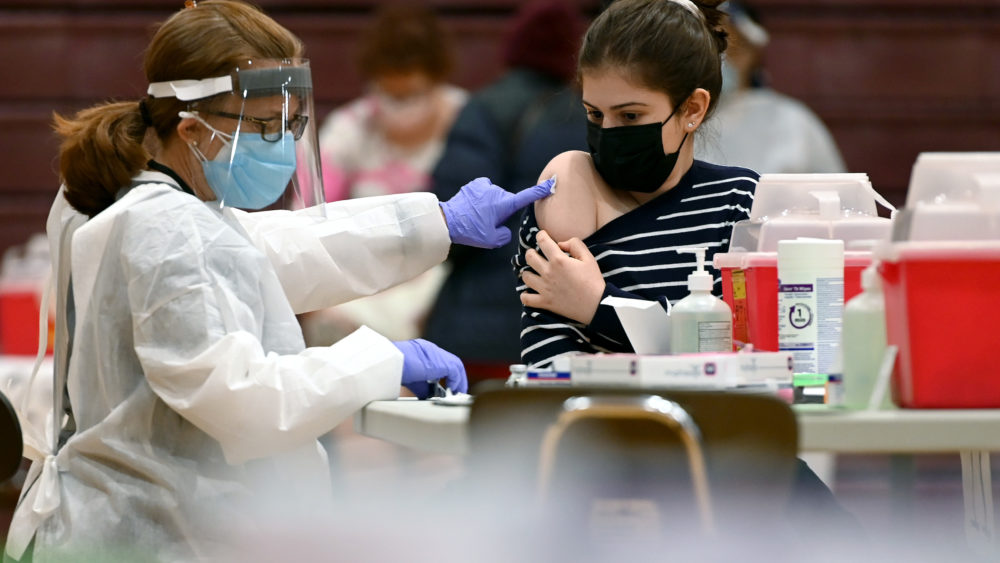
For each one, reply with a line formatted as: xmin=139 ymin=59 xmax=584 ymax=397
xmin=697 ymin=88 xmax=847 ymax=174
xmin=5 ymin=170 xmax=451 ymax=562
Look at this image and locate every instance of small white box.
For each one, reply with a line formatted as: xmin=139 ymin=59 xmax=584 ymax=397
xmin=521 ymin=354 xmax=573 ymax=387
xmin=569 ymin=352 xmax=794 ymax=389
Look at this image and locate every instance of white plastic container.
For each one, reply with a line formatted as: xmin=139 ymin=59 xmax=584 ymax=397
xmin=905 ymin=152 xmax=1000 ymax=207
xmin=776 ymin=239 xmax=844 ymax=376
xmin=670 ymin=248 xmax=732 ymax=354
xmin=895 ymin=152 xmax=1000 ymax=241
xmin=841 ymin=264 xmax=894 ymax=410
xmin=728 ymin=173 xmax=894 ymax=253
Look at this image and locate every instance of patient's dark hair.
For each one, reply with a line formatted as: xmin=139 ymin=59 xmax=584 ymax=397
xmin=579 ymin=0 xmax=729 ymax=115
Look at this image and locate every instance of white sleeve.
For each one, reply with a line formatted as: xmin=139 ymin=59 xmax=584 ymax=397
xmin=140 ymin=326 xmax=401 ymax=465
xmin=231 ymin=192 xmax=451 ymax=313
xmin=116 ymin=200 xmax=405 ymax=465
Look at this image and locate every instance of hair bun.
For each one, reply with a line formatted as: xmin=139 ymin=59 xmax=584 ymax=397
xmin=691 ymin=0 xmax=729 ymax=54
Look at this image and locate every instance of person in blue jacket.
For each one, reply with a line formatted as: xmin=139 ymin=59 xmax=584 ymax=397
xmin=423 ymin=0 xmax=588 ymax=384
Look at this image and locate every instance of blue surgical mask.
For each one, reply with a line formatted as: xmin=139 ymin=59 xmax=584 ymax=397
xmin=186 ymin=113 xmax=297 ymax=210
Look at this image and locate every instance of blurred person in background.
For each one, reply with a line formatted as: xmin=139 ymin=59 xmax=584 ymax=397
xmin=697 ymin=0 xmax=846 ymax=174
xmin=422 ymin=0 xmax=588 ymax=386
xmin=307 ymin=4 xmax=468 ymax=347
xmin=319 ymin=3 xmax=467 ymax=202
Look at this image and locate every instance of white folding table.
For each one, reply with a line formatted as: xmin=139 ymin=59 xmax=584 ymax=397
xmin=356 ymin=399 xmax=1000 ymax=553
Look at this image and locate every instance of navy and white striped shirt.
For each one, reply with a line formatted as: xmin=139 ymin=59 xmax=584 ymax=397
xmin=515 ymin=160 xmax=757 ymax=367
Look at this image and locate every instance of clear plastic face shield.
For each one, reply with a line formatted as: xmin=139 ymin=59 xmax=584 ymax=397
xmin=148 ymin=59 xmax=326 ymax=218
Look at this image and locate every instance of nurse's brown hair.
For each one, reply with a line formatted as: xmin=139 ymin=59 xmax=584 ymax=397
xmin=578 ymin=0 xmax=729 ymax=116
xmin=55 ymin=0 xmax=303 ymax=218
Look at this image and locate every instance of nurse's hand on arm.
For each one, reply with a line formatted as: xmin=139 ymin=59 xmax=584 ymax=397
xmin=520 ymin=229 xmax=606 ymax=325
xmin=393 ymin=339 xmax=468 ymax=398
xmin=439 ymin=176 xmax=556 ymax=248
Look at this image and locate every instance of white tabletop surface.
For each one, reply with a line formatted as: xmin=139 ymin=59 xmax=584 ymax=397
xmin=355 ymin=398 xmax=1000 ymax=456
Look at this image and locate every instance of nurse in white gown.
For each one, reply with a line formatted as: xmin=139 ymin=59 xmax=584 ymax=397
xmin=4 ymin=2 xmax=552 ymax=561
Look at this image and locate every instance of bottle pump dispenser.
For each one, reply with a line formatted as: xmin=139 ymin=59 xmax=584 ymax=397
xmin=670 ymin=248 xmax=733 ymax=354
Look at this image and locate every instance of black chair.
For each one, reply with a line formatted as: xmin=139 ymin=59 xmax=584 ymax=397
xmin=463 ymin=387 xmax=799 ymax=548
xmin=0 ymin=389 xmax=23 ymax=482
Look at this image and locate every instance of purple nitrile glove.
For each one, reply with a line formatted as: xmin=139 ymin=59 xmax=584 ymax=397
xmin=393 ymin=339 xmax=468 ymax=398
xmin=439 ymin=176 xmax=556 ymax=248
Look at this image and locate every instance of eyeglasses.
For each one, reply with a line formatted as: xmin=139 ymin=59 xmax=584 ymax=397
xmin=205 ymin=110 xmax=309 ymax=142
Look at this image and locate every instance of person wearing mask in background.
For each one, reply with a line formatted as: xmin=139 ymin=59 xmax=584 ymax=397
xmin=318 ymin=3 xmax=467 ymax=201
xmin=307 ymin=3 xmax=468 ymax=347
xmin=4 ymin=2 xmax=551 ymax=560
xmin=697 ymin=0 xmax=846 ymax=173
xmin=422 ymin=0 xmax=588 ymax=386
xmin=514 ymin=0 xmax=860 ymax=544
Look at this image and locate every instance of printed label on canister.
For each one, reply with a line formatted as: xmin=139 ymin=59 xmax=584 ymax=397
xmin=697 ymin=321 xmax=732 ymax=352
xmin=778 ymin=282 xmax=818 ymax=373
xmin=777 ymin=239 xmax=845 ymax=377
xmin=815 ymin=277 xmax=844 ymax=375
xmin=778 ymin=278 xmax=843 ymax=374
xmin=731 ymin=269 xmax=749 ymax=348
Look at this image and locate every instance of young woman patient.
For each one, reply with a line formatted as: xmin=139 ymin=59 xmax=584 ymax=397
xmin=514 ymin=4 xmax=865 ymax=544
xmin=516 ymin=0 xmax=756 ymax=368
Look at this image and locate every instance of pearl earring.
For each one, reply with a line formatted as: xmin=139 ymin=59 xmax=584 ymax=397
xmin=687 ymin=122 xmax=695 ymax=128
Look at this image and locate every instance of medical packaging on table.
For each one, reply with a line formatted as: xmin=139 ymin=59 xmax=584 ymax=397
xmin=569 ymin=351 xmax=793 ymax=390
xmin=514 ymin=287 xmax=793 ymax=392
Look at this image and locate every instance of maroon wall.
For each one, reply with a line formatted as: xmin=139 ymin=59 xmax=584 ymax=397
xmin=757 ymin=0 xmax=1000 ymax=210
xmin=0 ymin=0 xmax=998 ymax=257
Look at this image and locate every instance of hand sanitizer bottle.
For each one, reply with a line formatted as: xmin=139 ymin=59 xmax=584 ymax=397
xmin=670 ymin=248 xmax=733 ymax=354
xmin=842 ymin=263 xmax=894 ymax=409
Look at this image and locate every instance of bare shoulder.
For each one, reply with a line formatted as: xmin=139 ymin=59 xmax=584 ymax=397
xmin=533 ymin=151 xmax=601 ymax=242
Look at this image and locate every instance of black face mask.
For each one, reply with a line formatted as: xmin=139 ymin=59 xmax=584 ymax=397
xmin=586 ymin=104 xmax=689 ymax=194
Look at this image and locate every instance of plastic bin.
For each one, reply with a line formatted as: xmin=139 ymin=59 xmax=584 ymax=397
xmin=878 ymin=243 xmax=1000 ymax=408
xmin=719 ymin=173 xmax=892 ymax=352
xmin=0 ymin=233 xmax=53 ymax=356
xmin=0 ymin=284 xmax=48 ymax=355
xmin=729 ymin=173 xmax=893 ymax=253
xmin=717 ymin=251 xmax=871 ymax=351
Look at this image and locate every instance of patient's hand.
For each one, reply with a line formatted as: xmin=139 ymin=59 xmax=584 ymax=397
xmin=520 ymin=230 xmax=605 ymax=324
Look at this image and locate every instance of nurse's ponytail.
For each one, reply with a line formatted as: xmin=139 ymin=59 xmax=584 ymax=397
xmin=579 ymin=0 xmax=729 ymax=118
xmin=55 ymin=0 xmax=305 ymax=218
xmin=54 ymin=100 xmax=151 ymax=218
